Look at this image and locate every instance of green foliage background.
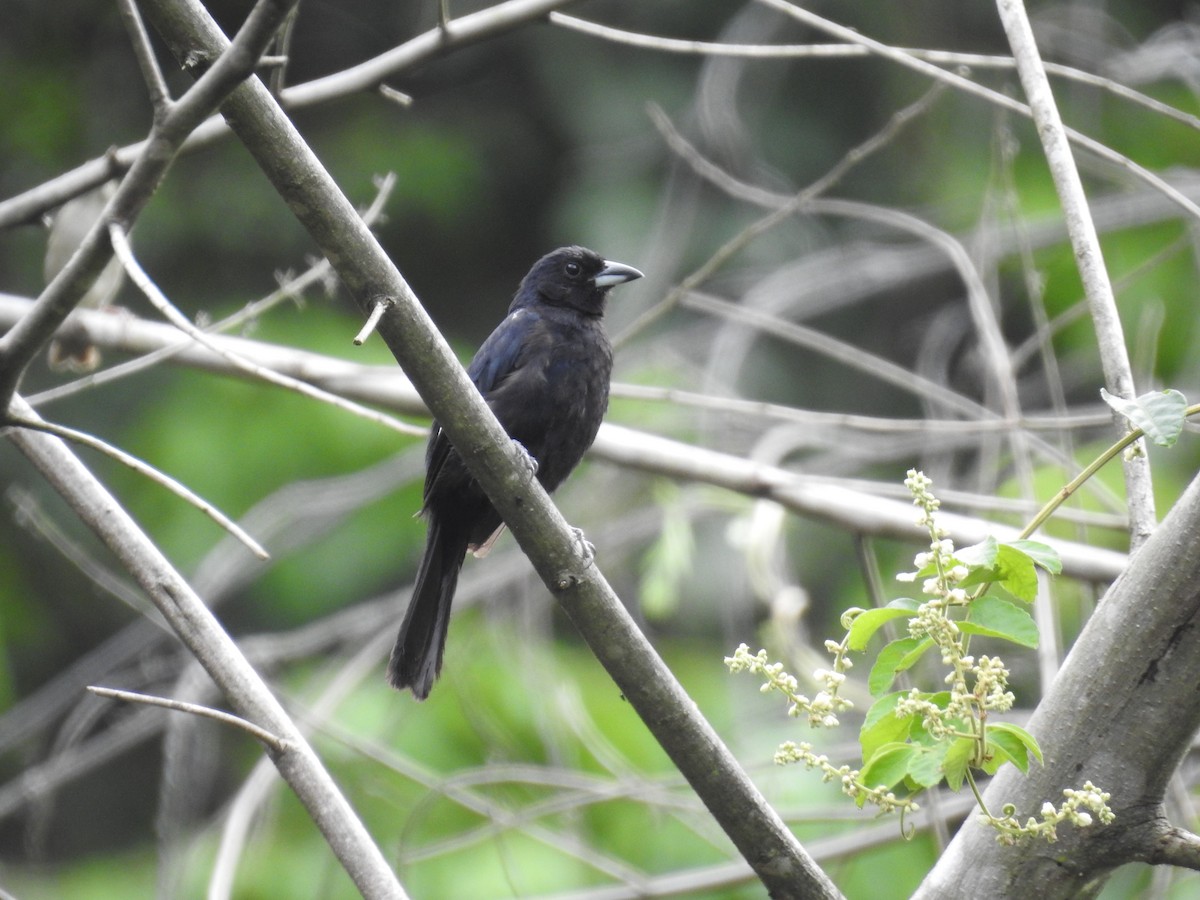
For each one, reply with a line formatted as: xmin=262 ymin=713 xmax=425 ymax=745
xmin=3 ymin=1 xmax=1200 ymax=897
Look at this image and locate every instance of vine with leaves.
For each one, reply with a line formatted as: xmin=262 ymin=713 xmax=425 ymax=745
xmin=729 ymin=388 xmax=1193 ymax=843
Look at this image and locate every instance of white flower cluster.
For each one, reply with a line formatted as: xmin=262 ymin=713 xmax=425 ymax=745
xmin=982 ymin=781 xmax=1115 ymax=844
xmin=894 ymin=471 xmax=1016 ymax=733
xmin=774 ymin=741 xmax=919 ymax=815
xmin=724 ymin=644 xmax=853 ymax=728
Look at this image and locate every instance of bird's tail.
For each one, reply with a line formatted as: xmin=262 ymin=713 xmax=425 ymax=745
xmin=388 ymin=518 xmax=467 ymax=699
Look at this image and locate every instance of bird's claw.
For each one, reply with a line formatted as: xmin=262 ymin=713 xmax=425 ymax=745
xmin=512 ymin=440 xmax=539 ymax=481
xmin=572 ymin=527 xmax=595 ymax=566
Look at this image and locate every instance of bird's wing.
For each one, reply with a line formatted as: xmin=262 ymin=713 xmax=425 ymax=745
xmin=466 ymin=308 xmax=534 ymax=395
xmin=421 ymin=309 xmax=537 ymax=509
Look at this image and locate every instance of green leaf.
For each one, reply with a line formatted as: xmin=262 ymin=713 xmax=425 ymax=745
xmin=860 ymin=693 xmax=914 ymax=763
xmin=847 ymin=598 xmax=921 ymax=651
xmin=959 ymin=595 xmax=1039 ymax=648
xmin=907 ymin=743 xmax=950 ymax=788
xmin=988 ymin=722 xmax=1043 ymax=767
xmin=860 ymin=743 xmax=916 ymax=792
xmin=981 ymin=739 xmax=1014 ymax=775
xmin=986 ymin=730 xmax=1029 ymax=774
xmin=959 ymin=543 xmax=1041 ymax=602
xmin=941 ymin=737 xmax=976 ymax=792
xmin=954 ymin=536 xmax=999 ymax=569
xmin=868 ymin=636 xmax=926 ymax=696
xmin=1100 ymin=387 xmax=1188 ymax=447
xmin=994 ymin=543 xmax=1040 ymax=601
xmin=1006 ymin=539 xmax=1062 ymax=575
xmin=898 ymin=637 xmax=935 ymax=671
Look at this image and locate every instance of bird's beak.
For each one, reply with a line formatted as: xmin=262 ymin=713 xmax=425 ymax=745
xmin=594 ymin=260 xmax=644 ymax=287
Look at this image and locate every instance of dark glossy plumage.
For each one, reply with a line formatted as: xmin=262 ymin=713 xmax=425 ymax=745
xmin=388 ymin=246 xmax=643 ymax=699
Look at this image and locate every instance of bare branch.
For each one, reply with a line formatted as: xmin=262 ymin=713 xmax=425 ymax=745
xmin=116 ymin=0 xmax=172 ymax=114
xmin=551 ymin=13 xmax=1200 ymax=133
xmin=3 ymin=392 xmax=406 ymax=898
xmin=139 ymin=0 xmax=841 ymax=893
xmin=0 ymin=293 xmax=1128 ymax=580
xmin=108 ymin=223 xmax=426 ymax=438
xmin=754 ymin=0 xmax=1200 ymax=225
xmin=353 ymin=297 xmax=393 ymax=346
xmin=5 ymin=410 xmax=270 ymax=560
xmin=32 ymin=172 xmax=397 ymax=408
xmin=994 ymin=0 xmax=1155 ymax=547
xmin=1142 ymin=824 xmax=1200 ymax=871
xmin=378 ymin=84 xmax=414 ymax=107
xmin=0 ymin=0 xmax=574 ymax=230
xmin=87 ymin=685 xmax=289 ymax=752
xmin=0 ymin=0 xmax=304 ymax=409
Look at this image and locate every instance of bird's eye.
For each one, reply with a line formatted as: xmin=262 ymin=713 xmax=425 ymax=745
xmin=564 ymin=261 xmax=581 ymax=278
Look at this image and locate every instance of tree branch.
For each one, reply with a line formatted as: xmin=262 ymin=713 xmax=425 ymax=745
xmin=753 ymin=0 xmax=1200 ymax=226
xmin=916 ymin=468 xmax=1200 ymax=896
xmin=0 ymin=0 xmax=573 ymax=230
xmin=4 ymin=392 xmax=405 ymax=897
xmin=137 ymin=1 xmax=841 ymax=895
xmin=1140 ymin=824 xmax=1200 ymax=871
xmin=4 ymin=412 xmax=269 ymax=559
xmin=994 ymin=0 xmax=1155 ymax=548
xmin=87 ymin=685 xmax=289 ymax=752
xmin=107 ymin=221 xmax=424 ymax=438
xmin=0 ymin=0 xmax=300 ymax=408
xmin=0 ymin=293 xmax=1129 ymax=582
xmin=1 ymin=291 xmax=1128 ymax=583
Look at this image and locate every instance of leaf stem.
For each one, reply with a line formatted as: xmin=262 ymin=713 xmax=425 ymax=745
xmin=1019 ymin=403 xmax=1200 ymax=540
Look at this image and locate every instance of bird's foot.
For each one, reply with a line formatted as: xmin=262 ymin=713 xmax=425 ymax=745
xmin=512 ymin=439 xmax=539 ymax=481
xmin=571 ymin=527 xmax=595 ymax=566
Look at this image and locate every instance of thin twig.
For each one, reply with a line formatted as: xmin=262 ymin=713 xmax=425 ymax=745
xmin=268 ymin=4 xmax=301 ymax=96
xmin=378 ymin=84 xmax=415 ymax=107
xmin=354 ymin=297 xmax=392 ymax=345
xmin=87 ymin=685 xmax=290 ymax=752
xmin=611 ymin=382 xmax=1112 ymax=434
xmin=32 ymin=173 xmax=399 ymax=407
xmin=681 ymin=291 xmax=990 ymax=419
xmin=116 ymin=0 xmax=173 ymax=115
xmin=108 ymin=223 xmax=426 ymax=438
xmin=754 ymin=0 xmax=1200 ymax=226
xmin=550 ymin=13 xmax=1200 ymax=133
xmin=995 ymin=0 xmax=1155 ymax=548
xmin=616 ymin=86 xmax=943 ymax=349
xmin=4 ymin=411 xmax=270 ymax=560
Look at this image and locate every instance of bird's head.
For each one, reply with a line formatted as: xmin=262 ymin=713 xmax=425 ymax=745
xmin=517 ymin=245 xmax=643 ymax=317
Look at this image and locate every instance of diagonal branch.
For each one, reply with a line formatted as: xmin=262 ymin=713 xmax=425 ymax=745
xmin=138 ymin=0 xmax=841 ymax=895
xmin=0 ymin=293 xmax=1129 ymax=582
xmin=994 ymin=0 xmax=1154 ymax=546
xmin=0 ymin=0 xmax=575 ymax=230
xmin=87 ymin=685 xmax=289 ymax=752
xmin=0 ymin=0 xmax=301 ymax=408
xmin=107 ymin=222 xmax=425 ymax=438
xmin=4 ymin=411 xmax=269 ymax=559
xmin=4 ymin=392 xmax=406 ymax=898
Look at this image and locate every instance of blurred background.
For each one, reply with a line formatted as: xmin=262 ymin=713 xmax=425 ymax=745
xmin=3 ymin=0 xmax=1200 ymax=897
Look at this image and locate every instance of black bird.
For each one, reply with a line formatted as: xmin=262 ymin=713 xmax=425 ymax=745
xmin=388 ymin=246 xmax=643 ymax=699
